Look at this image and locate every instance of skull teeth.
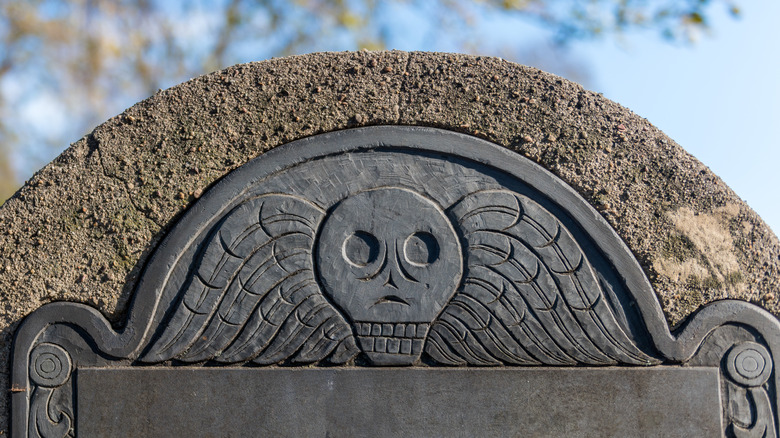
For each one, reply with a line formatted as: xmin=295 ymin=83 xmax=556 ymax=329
xmin=356 ymin=322 xmax=429 ymax=338
xmin=355 ymin=322 xmax=429 ymax=355
xmin=358 ymin=336 xmax=424 ymax=355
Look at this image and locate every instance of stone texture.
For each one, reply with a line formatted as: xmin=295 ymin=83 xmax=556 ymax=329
xmin=77 ymin=368 xmax=722 ymax=437
xmin=0 ymin=50 xmax=778 ymax=432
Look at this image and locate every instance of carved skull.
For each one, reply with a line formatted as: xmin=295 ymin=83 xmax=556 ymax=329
xmin=316 ymin=187 xmax=462 ymax=365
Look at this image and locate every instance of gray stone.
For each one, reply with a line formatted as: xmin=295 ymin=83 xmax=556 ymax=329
xmin=77 ymin=368 xmax=722 ymax=438
xmin=10 ymin=127 xmax=780 ymax=436
xmin=1 ymin=52 xmax=779 ymax=435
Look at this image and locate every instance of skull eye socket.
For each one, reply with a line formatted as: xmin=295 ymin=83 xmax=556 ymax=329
xmin=404 ymin=232 xmax=440 ymax=267
xmin=343 ymin=231 xmax=380 ymax=267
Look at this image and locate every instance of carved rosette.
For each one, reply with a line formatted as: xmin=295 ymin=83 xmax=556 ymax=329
xmin=27 ymin=344 xmax=72 ymax=438
xmin=724 ymin=342 xmax=776 ymax=437
xmin=11 ymin=127 xmax=780 ymax=437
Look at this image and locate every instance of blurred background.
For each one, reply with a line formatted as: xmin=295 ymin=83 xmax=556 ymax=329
xmin=1 ymin=0 xmax=777 ymax=233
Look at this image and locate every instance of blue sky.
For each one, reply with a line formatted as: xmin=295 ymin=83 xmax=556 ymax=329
xmin=575 ymin=3 xmax=780 ymax=235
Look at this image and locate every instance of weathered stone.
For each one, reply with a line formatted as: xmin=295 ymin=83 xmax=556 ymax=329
xmin=1 ymin=51 xmax=779 ymax=434
xmin=10 ymin=126 xmax=780 ymax=437
xmin=77 ymin=368 xmax=722 ymax=437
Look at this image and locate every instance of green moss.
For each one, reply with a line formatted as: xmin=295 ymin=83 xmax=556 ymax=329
xmin=676 ymin=287 xmax=706 ymax=316
xmin=112 ymin=237 xmax=133 ymax=269
xmin=702 ymin=275 xmax=722 ymax=289
xmin=592 ymin=189 xmax=609 ymax=206
xmin=62 ymin=208 xmax=85 ymax=233
xmin=662 ymin=233 xmax=698 ymax=263
xmin=725 ymin=271 xmax=744 ymax=286
xmin=116 ymin=208 xmax=147 ymax=233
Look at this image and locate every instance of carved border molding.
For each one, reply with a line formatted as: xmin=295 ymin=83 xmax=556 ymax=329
xmin=11 ymin=126 xmax=780 ymax=437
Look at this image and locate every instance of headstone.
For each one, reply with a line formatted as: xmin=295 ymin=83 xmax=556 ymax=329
xmin=1 ymin=52 xmax=779 ymax=437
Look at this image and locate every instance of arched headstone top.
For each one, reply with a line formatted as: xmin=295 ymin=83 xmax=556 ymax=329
xmin=9 ymin=126 xmax=780 ymax=437
xmin=128 ymin=126 xmax=668 ymax=367
xmin=0 ymin=51 xmax=779 ymax=434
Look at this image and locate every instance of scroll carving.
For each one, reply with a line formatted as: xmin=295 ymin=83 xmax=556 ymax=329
xmin=11 ymin=127 xmax=780 ymax=437
xmin=725 ymin=342 xmax=776 ymax=437
xmin=27 ymin=344 xmax=72 ymax=438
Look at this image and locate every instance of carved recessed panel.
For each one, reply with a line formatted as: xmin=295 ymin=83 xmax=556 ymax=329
xmin=11 ymin=127 xmax=780 ymax=437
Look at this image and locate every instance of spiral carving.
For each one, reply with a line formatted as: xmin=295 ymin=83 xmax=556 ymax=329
xmin=29 ymin=343 xmax=72 ymax=388
xmin=726 ymin=342 xmax=773 ymax=387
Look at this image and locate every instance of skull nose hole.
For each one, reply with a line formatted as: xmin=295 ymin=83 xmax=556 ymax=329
xmin=384 ymin=271 xmax=398 ymax=289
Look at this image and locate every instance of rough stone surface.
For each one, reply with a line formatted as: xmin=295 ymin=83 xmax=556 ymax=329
xmin=0 ymin=50 xmax=779 ymax=432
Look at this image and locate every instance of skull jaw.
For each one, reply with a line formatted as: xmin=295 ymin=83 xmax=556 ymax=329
xmin=356 ymin=321 xmax=429 ymax=366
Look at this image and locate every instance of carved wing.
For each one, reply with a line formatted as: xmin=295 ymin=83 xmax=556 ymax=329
xmin=425 ymin=190 xmax=659 ymax=366
xmin=141 ymin=194 xmax=359 ymax=365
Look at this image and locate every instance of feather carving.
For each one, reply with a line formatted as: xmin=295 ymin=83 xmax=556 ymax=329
xmin=426 ymin=190 xmax=659 ymax=366
xmin=141 ymin=194 xmax=359 ymax=364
